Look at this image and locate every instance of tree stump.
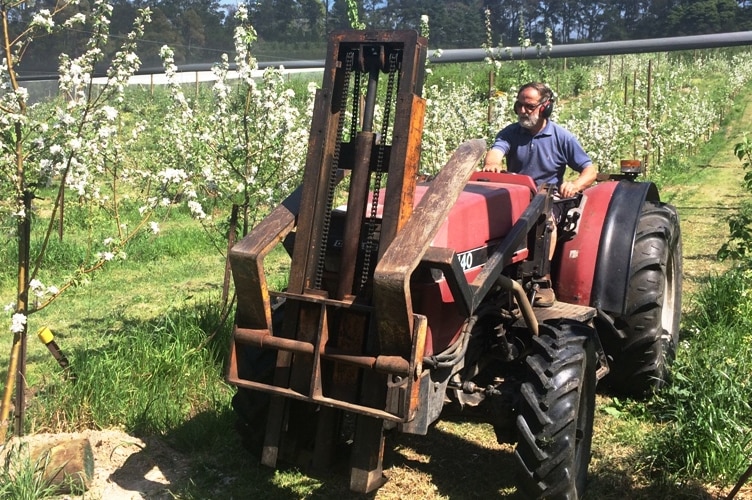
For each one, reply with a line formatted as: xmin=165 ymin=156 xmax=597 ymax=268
xmin=26 ymin=437 xmax=94 ymax=494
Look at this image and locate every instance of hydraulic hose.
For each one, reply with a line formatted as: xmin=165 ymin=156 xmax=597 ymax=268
xmin=423 ymin=315 xmax=477 ymax=369
xmin=495 ymin=275 xmax=538 ymax=336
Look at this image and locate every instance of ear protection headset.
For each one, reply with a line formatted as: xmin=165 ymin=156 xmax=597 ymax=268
xmin=540 ymin=96 xmax=554 ymax=118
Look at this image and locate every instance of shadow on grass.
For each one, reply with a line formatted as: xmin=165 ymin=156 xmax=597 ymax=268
xmin=106 ymin=404 xmax=721 ymax=500
xmin=110 ymin=407 xmax=346 ymax=500
xmin=382 ymin=423 xmax=523 ymax=499
xmin=382 ymin=418 xmax=719 ymax=500
xmin=586 ymin=464 xmax=717 ymax=500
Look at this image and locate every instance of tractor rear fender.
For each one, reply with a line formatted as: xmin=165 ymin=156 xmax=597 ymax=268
xmin=556 ymin=180 xmax=660 ymax=312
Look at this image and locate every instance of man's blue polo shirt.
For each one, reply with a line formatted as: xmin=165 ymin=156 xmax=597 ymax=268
xmin=490 ymin=120 xmax=592 ymax=187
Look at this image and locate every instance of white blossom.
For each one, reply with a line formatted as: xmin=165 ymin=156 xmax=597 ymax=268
xmin=10 ymin=313 xmax=27 ymax=334
xmin=188 ymin=201 xmax=207 ymax=219
xmin=31 ymin=10 xmax=54 ymax=32
xmin=64 ymin=13 xmax=87 ymax=27
xmin=101 ymin=106 xmax=118 ymax=121
xmin=29 ymin=279 xmax=44 ymax=297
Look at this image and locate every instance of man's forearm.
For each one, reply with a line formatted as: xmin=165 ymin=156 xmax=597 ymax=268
xmin=483 ymin=149 xmax=504 ymax=170
xmin=574 ymin=165 xmax=598 ymax=190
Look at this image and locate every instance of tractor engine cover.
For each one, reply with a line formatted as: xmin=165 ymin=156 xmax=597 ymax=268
xmin=413 ymin=178 xmax=534 ymax=354
xmin=329 ymin=175 xmax=535 ymax=355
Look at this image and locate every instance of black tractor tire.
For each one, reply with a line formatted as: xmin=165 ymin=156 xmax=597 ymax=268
xmin=232 ymin=385 xmax=271 ymax=454
xmin=515 ymin=320 xmax=597 ymax=500
xmin=600 ymin=201 xmax=682 ymax=397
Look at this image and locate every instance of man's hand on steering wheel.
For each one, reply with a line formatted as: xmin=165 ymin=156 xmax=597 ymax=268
xmin=560 ymin=180 xmax=580 ymax=198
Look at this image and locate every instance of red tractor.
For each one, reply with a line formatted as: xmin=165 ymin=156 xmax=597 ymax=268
xmin=226 ymin=30 xmax=682 ymax=499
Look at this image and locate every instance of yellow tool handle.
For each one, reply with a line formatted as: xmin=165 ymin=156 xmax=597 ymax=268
xmin=37 ymin=326 xmax=54 ymax=344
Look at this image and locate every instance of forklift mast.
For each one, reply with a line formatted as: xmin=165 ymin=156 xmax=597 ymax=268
xmin=226 ymin=30 xmax=458 ymax=493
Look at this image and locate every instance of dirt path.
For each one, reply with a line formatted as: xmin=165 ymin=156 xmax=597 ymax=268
xmin=662 ymin=103 xmax=750 ymax=294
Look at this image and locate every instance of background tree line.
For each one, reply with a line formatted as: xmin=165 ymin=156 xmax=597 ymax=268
xmin=8 ymin=0 xmax=752 ymax=75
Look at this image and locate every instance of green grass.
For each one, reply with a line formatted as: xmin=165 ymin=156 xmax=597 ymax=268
xmin=642 ymin=268 xmax=752 ymax=484
xmin=27 ymin=299 xmax=233 ymax=436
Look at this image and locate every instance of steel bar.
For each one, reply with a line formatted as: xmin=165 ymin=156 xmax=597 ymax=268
xmin=22 ymin=30 xmax=745 ymax=82
xmin=233 ymin=326 xmax=410 ymax=376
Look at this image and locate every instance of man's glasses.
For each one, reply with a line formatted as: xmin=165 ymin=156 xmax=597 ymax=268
xmin=514 ymin=100 xmax=543 ymax=113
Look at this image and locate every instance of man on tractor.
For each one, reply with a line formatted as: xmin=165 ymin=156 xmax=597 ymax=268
xmin=483 ymin=81 xmax=598 ymax=306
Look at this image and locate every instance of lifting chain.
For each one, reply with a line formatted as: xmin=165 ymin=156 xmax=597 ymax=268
xmin=358 ymin=50 xmax=400 ymax=292
xmin=314 ymin=49 xmax=356 ymax=290
xmin=351 ymin=68 xmax=361 ymax=143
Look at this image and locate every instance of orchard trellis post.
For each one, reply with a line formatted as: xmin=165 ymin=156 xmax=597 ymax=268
xmin=0 ymin=191 xmax=32 ymax=439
